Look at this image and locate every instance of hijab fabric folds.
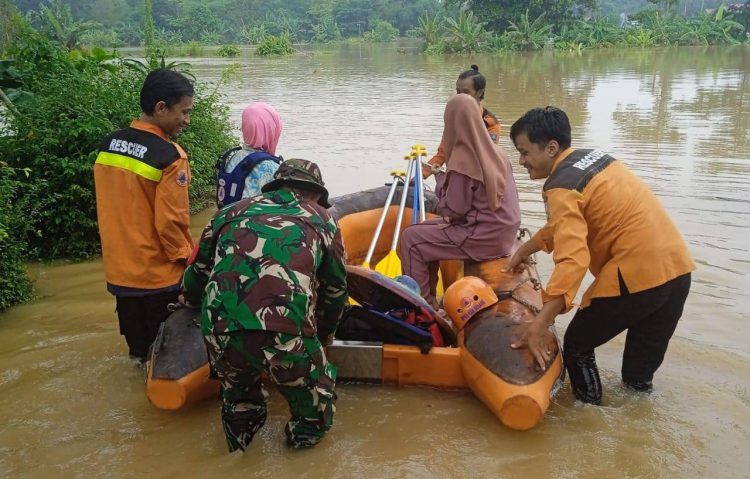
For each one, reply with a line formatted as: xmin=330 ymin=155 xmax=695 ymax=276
xmin=442 ymin=94 xmax=506 ymax=210
xmin=241 ymin=102 xmax=283 ymax=154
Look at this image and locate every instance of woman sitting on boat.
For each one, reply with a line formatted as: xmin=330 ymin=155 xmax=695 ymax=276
xmin=398 ymin=93 xmax=521 ymax=309
xmin=216 ymin=102 xmax=284 ymax=208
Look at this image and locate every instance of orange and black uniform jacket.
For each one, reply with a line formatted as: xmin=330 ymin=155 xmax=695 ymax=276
xmin=94 ymin=120 xmax=193 ymax=295
xmin=428 ymin=107 xmax=501 ymax=170
xmin=533 ymin=148 xmax=695 ymax=312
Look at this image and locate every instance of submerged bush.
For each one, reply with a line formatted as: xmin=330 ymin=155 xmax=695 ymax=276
xmin=255 ymin=34 xmax=294 ymax=56
xmin=185 ymin=40 xmax=204 ymax=57
xmin=363 ymin=20 xmax=399 ymax=43
xmin=217 ymin=44 xmax=241 ymax=57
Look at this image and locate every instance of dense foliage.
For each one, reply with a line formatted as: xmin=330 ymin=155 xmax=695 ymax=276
xmin=11 ymin=0 xmax=746 ymax=53
xmin=14 ymin=0 xmax=442 ymax=46
xmin=445 ymin=0 xmax=597 ymax=31
xmin=413 ymin=4 xmax=747 ymax=53
xmin=0 ymin=11 xmax=235 ymax=309
xmin=1 ymin=29 xmax=233 ymax=260
xmin=0 ymin=166 xmax=33 ymax=310
xmin=363 ymin=20 xmax=400 ymax=43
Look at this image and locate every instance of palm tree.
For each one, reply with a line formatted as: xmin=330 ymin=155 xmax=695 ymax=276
xmin=507 ymin=11 xmax=553 ymax=51
xmin=412 ymin=12 xmax=445 ymax=47
xmin=446 ymin=11 xmax=489 ymax=53
xmin=32 ymin=0 xmax=100 ymax=51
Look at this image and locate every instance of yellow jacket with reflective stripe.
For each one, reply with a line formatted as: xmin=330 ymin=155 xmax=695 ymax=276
xmin=94 ymin=119 xmax=193 ymax=294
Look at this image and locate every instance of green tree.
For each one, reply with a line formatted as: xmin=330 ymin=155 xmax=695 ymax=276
xmin=410 ymin=12 xmax=445 ymax=47
xmin=506 ymin=10 xmax=554 ymax=50
xmin=375 ymin=0 xmax=441 ymax=33
xmin=1 ymin=0 xmax=22 ymax=53
xmin=731 ymin=2 xmax=750 ymax=32
xmin=29 ymin=0 xmax=101 ymax=50
xmin=445 ymin=10 xmax=491 ymax=52
xmin=447 ymin=0 xmax=597 ymax=31
xmin=363 ymin=19 xmax=399 ymax=42
xmin=167 ymin=4 xmax=224 ymax=43
xmin=334 ymin=0 xmax=371 ymax=36
xmin=143 ymin=0 xmax=156 ymax=62
xmin=647 ymin=0 xmax=680 ymax=14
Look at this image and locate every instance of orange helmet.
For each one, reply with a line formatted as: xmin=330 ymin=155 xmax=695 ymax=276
xmin=443 ymin=276 xmax=498 ymax=330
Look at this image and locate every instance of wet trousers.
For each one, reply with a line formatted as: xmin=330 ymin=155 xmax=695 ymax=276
xmin=563 ymin=273 xmax=691 ymax=404
xmin=115 ymin=291 xmax=178 ymax=360
xmin=204 ymin=330 xmax=337 ymax=452
xmin=398 ymin=218 xmax=474 ymax=307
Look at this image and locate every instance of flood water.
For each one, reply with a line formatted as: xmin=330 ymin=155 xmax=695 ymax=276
xmin=1 ymin=44 xmax=749 ymax=478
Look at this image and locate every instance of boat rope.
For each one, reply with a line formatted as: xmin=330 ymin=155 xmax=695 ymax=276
xmin=494 ymin=227 xmax=544 ymax=314
xmin=512 ymin=227 xmax=567 ymax=392
xmin=509 ymin=277 xmax=542 ymax=315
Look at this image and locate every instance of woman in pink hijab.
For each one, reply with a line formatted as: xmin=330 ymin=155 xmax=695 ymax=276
xmin=398 ymin=94 xmax=521 ymax=308
xmin=216 ymin=102 xmax=284 ymax=207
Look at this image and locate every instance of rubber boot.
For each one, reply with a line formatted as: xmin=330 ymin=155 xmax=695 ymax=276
xmin=563 ymin=350 xmax=603 ymax=405
xmin=221 ymin=402 xmax=267 ymax=452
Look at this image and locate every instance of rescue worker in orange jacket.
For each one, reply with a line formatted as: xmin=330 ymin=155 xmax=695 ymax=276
xmin=422 ymin=65 xmax=502 ymax=178
xmin=94 ymin=69 xmax=195 ymax=362
xmin=506 ymin=106 xmax=695 ymax=405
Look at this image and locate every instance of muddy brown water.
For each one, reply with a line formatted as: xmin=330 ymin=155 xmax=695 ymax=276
xmin=1 ymin=44 xmax=748 ymax=477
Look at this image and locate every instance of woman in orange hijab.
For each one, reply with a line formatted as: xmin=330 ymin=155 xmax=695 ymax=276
xmin=398 ymin=94 xmax=521 ymax=308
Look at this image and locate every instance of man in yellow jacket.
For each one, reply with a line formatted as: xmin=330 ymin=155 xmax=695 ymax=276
xmin=506 ymin=106 xmax=694 ymax=404
xmin=94 ymin=69 xmax=195 ymax=362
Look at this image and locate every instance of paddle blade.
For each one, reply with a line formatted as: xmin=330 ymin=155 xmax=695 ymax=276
xmin=374 ymin=249 xmax=402 ymax=278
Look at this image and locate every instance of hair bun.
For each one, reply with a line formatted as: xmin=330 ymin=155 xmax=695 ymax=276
xmin=470 ymin=64 xmax=479 ymax=72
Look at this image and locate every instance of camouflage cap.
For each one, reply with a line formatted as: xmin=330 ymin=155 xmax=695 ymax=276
xmin=261 ymin=158 xmax=331 ymax=208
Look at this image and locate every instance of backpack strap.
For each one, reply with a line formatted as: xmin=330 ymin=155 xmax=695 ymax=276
xmin=216 ymin=146 xmax=243 ymax=170
xmin=216 ymin=149 xmax=283 ymax=208
xmin=240 ymin=151 xmax=283 ymax=176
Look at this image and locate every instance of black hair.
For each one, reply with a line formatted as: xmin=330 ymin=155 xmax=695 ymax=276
xmin=509 ymin=106 xmax=572 ymax=150
xmin=457 ymin=64 xmax=486 ymax=100
xmin=139 ymin=69 xmax=195 ymax=115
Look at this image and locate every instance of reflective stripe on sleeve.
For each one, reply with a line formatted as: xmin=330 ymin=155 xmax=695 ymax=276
xmin=95 ymin=151 xmax=162 ymax=182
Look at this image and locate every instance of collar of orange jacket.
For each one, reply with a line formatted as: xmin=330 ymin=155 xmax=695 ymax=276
xmin=131 ymin=119 xmax=169 ymax=140
xmin=549 ymin=147 xmax=576 ymax=175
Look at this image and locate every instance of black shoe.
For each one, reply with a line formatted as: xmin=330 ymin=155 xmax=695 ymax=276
xmin=623 ymin=379 xmax=653 ymax=393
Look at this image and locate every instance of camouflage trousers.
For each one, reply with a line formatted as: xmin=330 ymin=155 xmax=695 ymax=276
xmin=205 ymin=330 xmax=337 ymax=452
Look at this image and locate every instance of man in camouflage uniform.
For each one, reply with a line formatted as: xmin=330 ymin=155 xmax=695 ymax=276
xmin=182 ymin=159 xmax=348 ymax=452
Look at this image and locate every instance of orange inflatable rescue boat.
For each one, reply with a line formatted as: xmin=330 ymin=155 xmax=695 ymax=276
xmin=145 ymin=306 xmax=219 ymax=410
xmin=327 ymin=185 xmax=564 ymax=430
xmin=145 ymin=185 xmax=564 ymax=430
xmin=443 ymin=273 xmax=563 ymax=431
